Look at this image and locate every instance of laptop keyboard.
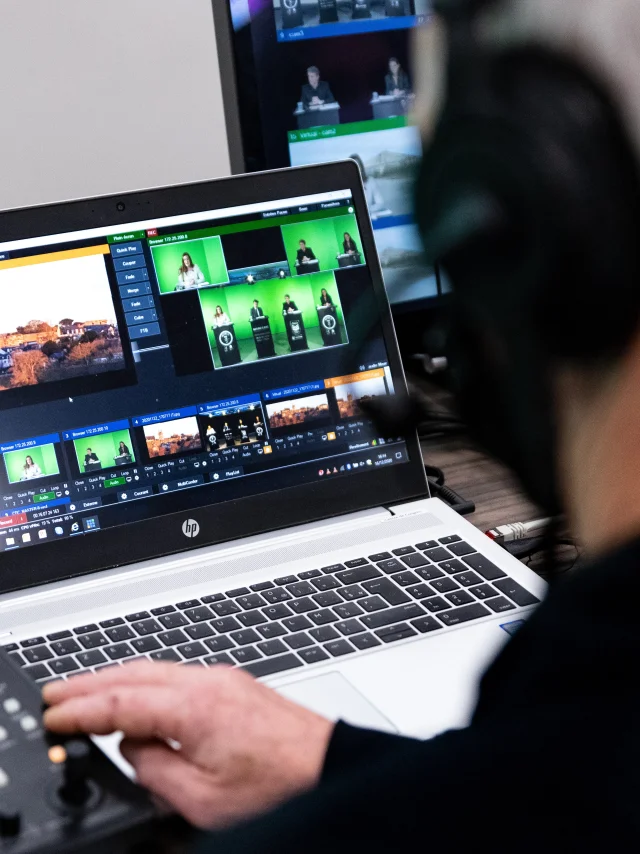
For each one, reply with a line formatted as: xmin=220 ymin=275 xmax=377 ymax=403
xmin=4 ymin=536 xmax=541 ymax=684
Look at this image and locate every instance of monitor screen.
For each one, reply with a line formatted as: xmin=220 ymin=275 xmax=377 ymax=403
xmin=222 ymin=1 xmax=438 ymax=307
xmin=0 ymin=182 xmax=413 ymax=573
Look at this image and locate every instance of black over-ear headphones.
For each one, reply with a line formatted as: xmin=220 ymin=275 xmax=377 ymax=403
xmin=408 ymin=0 xmax=640 ymax=515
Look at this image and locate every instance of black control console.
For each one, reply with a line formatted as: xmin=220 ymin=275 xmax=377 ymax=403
xmin=0 ymin=648 xmax=159 ymax=853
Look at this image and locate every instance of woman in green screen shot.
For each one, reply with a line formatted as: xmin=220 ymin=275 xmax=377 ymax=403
xmin=177 ymin=252 xmax=206 ymax=290
xmin=320 ymin=288 xmax=333 ymax=307
xmin=342 ymin=232 xmax=358 ymax=255
xmin=22 ymin=455 xmax=42 ymax=480
xmin=213 ymin=305 xmax=231 ymax=327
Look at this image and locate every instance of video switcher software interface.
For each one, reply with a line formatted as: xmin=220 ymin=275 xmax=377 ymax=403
xmin=229 ymin=0 xmax=438 ymax=306
xmin=0 ymin=189 xmax=410 ymax=556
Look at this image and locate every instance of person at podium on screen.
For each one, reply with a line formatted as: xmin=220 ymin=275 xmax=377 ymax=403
xmin=176 ymin=252 xmax=205 ymax=290
xmin=21 ymin=455 xmax=42 ymax=480
xmin=350 ymin=154 xmax=386 ymax=215
xmin=301 ymin=66 xmax=335 ymax=109
xmin=343 ymin=233 xmax=359 ymax=255
xmin=282 ymin=295 xmax=298 ymax=314
xmin=117 ymin=441 xmax=130 ymax=458
xmin=296 ymin=240 xmax=316 ymax=266
xmin=250 ymin=300 xmax=264 ymax=321
xmin=319 ymin=288 xmax=333 ymax=307
xmin=385 ymin=57 xmax=411 ymax=97
xmin=84 ymin=448 xmax=100 ymax=468
xmin=213 ymin=306 xmax=231 ymax=327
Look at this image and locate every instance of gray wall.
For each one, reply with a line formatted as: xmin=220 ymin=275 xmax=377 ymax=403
xmin=0 ymin=0 xmax=231 ymax=210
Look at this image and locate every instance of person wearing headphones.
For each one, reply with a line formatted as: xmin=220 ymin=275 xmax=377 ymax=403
xmin=43 ymin=2 xmax=640 ymax=850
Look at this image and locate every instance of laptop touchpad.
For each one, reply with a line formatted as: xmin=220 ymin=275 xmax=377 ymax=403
xmin=276 ymin=672 xmax=398 ymax=734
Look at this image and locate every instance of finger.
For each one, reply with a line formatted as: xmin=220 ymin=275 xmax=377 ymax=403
xmin=43 ymin=684 xmax=191 ymax=743
xmin=120 ymin=739 xmax=223 ymax=829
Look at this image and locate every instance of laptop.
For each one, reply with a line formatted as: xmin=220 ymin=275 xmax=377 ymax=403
xmin=0 ymin=161 xmax=546 ymax=765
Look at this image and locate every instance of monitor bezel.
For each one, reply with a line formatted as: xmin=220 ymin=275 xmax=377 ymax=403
xmin=0 ymin=161 xmax=428 ymax=596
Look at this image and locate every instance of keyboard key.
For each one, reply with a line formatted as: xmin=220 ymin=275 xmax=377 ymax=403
xmin=298 ymin=570 xmax=321 ymax=580
xmin=251 ymin=580 xmax=276 ymax=590
xmin=423 ymin=547 xmax=451 ymax=563
xmin=324 ymin=640 xmax=355 ymax=658
xmin=73 ymin=625 xmax=99 ymax=636
xmin=283 ymin=616 xmax=312 ymax=632
xmin=321 ymin=564 xmax=345 ymax=575
xmin=24 ymin=663 xmax=51 ymax=681
xmin=176 ymin=599 xmax=201 ymax=610
xmin=210 ymin=601 xmax=241 ymax=617
xmin=312 ymin=591 xmax=342 ymax=608
xmin=132 ymin=637 xmax=161 ymax=653
xmin=335 ymin=566 xmax=381 ymax=585
xmin=416 ymin=566 xmax=445 ymax=581
xmin=8 ymin=652 xmax=25 ymax=667
xmin=237 ymin=594 xmax=266 ymax=611
xmin=204 ymin=654 xmax=234 ymax=666
xmin=376 ymin=623 xmax=417 ymax=643
xmin=274 ymin=576 xmax=297 ymax=586
xmin=226 ymin=588 xmax=250 ymax=598
xmin=462 ymin=554 xmax=507 ymax=581
xmin=150 ymin=605 xmax=177 ymax=616
xmin=210 ymin=617 xmax=242 ymax=634
xmin=230 ymin=629 xmax=261 ymax=647
xmin=447 ymin=541 xmax=476 ymax=557
xmin=298 ymin=647 xmax=330 ymax=665
xmin=446 ymin=590 xmax=475 ymax=607
xmin=351 ymin=633 xmax=382 ymax=650
xmin=99 ymin=618 xmax=126 ymax=629
xmin=205 ymin=637 xmax=235 ymax=653
xmin=104 ymin=643 xmax=135 ymax=661
xmin=24 ymin=646 xmax=53 ymax=664
xmin=362 ymin=579 xmax=410 ymax=606
xmin=50 ymin=657 xmax=80 ymax=674
xmin=486 ymin=597 xmax=517 ymax=613
xmin=158 ymin=613 xmax=188 ymax=629
xmin=377 ymin=559 xmax=405 ymax=574
xmin=150 ymin=649 xmax=181 ymax=662
xmin=77 ymin=650 xmax=107 ymax=667
xmin=78 ymin=632 xmax=109 ymax=650
xmin=423 ymin=597 xmax=453 ymax=613
xmin=241 ymin=654 xmax=303 ymax=678
xmin=176 ymin=642 xmax=207 ymax=660
xmin=308 ymin=609 xmax=338 ymax=626
xmin=334 ymin=602 xmax=363 ymax=619
xmin=361 ymin=604 xmax=423 ymax=630
xmin=184 ymin=606 xmax=213 ymax=623
xmin=2 ymin=643 xmax=18 ymax=652
xmin=411 ymin=616 xmax=442 ymax=634
xmin=125 ymin=612 xmax=151 ymax=622
xmin=158 ymin=629 xmax=189 ymax=647
xmin=309 ymin=626 xmax=339 ymax=643
xmin=184 ymin=623 xmax=213 ymax=640
xmin=262 ymin=604 xmax=293 ymax=621
xmin=51 ymin=639 xmax=81 ymax=656
xmin=21 ymin=637 xmax=46 ymax=648
xmin=338 ymin=585 xmax=366 ymax=601
xmin=237 ymin=611 xmax=267 ymax=628
xmin=430 ymin=578 xmax=459 ymax=594
xmin=438 ymin=603 xmax=491 ymax=626
xmin=394 ymin=571 xmax=421 ymax=587
xmin=360 ymin=596 xmax=388 ymax=612
xmin=231 ymin=646 xmax=262 ymax=664
xmin=439 ymin=535 xmax=462 ymax=545
xmin=311 ymin=576 xmax=341 ymax=592
xmin=401 ymin=553 xmax=430 ymax=569
xmin=335 ymin=620 xmax=366 ymax=637
xmin=344 ymin=558 xmax=369 ymax=568
xmin=416 ymin=540 xmax=438 ymax=551
xmin=439 ymin=559 xmax=467 ymax=575
xmin=286 ymin=582 xmax=316 ymax=598
xmin=368 ymin=552 xmax=392 ymax=562
xmin=493 ymin=579 xmax=541 ymax=607
xmin=47 ymin=630 xmax=73 ymax=640
xmin=285 ymin=633 xmax=314 ymax=650
xmin=257 ymin=640 xmax=288 ymax=657
xmin=262 ymin=588 xmax=292 ymax=604
xmin=406 ymin=584 xmax=435 ymax=600
xmin=132 ymin=619 xmax=162 ymax=636
xmin=392 ymin=546 xmax=415 ymax=556
xmin=201 ymin=594 xmax=225 ymax=604
xmin=257 ymin=624 xmax=287 ymax=639
xmin=469 ymin=584 xmax=500 ymax=600
xmin=105 ymin=626 xmax=136 ymax=643
xmin=454 ymin=571 xmax=484 ymax=588
xmin=288 ymin=598 xmax=316 ymax=614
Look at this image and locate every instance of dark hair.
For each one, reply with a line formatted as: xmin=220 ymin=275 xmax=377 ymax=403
xmin=389 ymin=56 xmax=400 ymax=67
xmin=285 ymin=294 xmax=290 ymax=299
xmin=215 ymin=305 xmax=223 ymax=315
xmin=344 ymin=232 xmax=352 ymax=240
xmin=179 ymin=253 xmax=195 ymax=276
xmin=24 ymin=455 xmax=34 ymax=468
xmin=299 ymin=239 xmax=306 ymax=245
xmin=253 ymin=299 xmax=259 ymax=304
xmin=350 ymin=154 xmax=367 ymax=181
xmin=321 ymin=288 xmax=328 ymax=295
xmin=307 ymin=66 xmax=320 ymax=76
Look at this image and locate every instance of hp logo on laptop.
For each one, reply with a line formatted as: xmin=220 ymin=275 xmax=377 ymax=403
xmin=182 ymin=519 xmax=200 ymax=539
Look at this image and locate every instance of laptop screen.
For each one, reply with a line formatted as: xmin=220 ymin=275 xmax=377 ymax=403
xmin=0 ymin=175 xmax=417 ymax=581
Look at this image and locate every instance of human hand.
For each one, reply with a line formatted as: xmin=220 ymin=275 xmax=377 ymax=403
xmin=43 ymin=662 xmax=334 ymax=830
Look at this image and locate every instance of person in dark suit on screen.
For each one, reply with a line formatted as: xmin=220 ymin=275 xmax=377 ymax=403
xmin=297 ymin=240 xmax=316 ymax=266
xmin=250 ymin=300 xmax=264 ymax=321
xmin=84 ymin=448 xmax=100 ymax=467
xmin=385 ymin=57 xmax=411 ymax=96
xmin=301 ymin=66 xmax=335 ymax=109
xmin=320 ymin=288 xmax=333 ymax=306
xmin=282 ymin=295 xmax=298 ymax=314
xmin=343 ymin=232 xmax=359 ymax=255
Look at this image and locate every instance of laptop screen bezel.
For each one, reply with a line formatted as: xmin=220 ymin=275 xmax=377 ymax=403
xmin=0 ymin=161 xmax=428 ymax=596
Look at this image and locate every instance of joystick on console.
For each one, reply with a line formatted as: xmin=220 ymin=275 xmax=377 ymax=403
xmin=59 ymin=740 xmax=92 ymax=808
